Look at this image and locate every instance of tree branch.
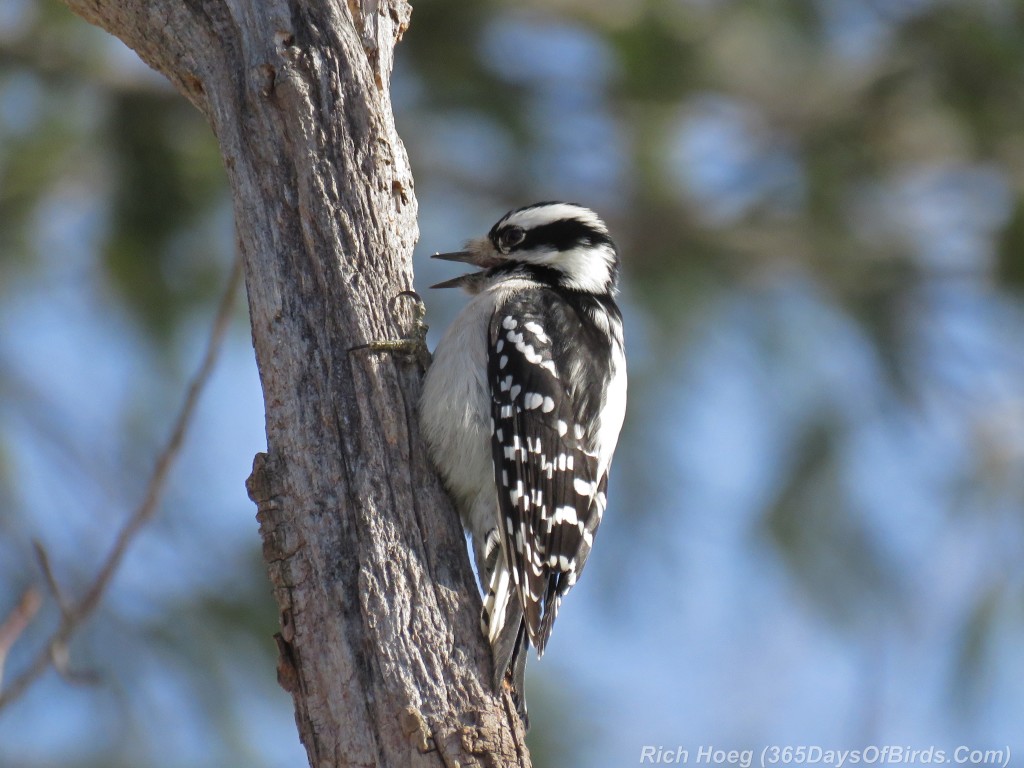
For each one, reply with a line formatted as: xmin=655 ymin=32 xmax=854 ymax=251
xmin=0 ymin=256 xmax=242 ymax=711
xmin=0 ymin=589 xmax=41 ymax=689
xmin=55 ymin=0 xmax=530 ymax=765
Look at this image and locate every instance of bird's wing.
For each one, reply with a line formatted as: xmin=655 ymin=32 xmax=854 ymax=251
xmin=488 ymin=292 xmax=606 ymax=653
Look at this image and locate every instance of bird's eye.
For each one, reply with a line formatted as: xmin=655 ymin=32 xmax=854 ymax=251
xmin=499 ymin=226 xmax=525 ymax=251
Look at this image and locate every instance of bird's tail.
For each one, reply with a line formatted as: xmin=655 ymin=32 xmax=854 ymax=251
xmin=480 ymin=548 xmax=531 ymax=730
xmin=507 ymin=617 xmax=529 ymax=729
xmin=489 ymin=590 xmax=530 ymax=730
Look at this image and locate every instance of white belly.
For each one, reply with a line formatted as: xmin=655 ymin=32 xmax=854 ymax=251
xmin=420 ymin=291 xmax=497 ymax=524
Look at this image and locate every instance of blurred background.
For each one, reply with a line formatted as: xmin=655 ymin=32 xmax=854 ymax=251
xmin=2 ymin=0 xmax=1023 ymax=765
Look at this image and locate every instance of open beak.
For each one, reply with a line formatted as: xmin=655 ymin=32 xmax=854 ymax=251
xmin=430 ymin=250 xmax=492 ymax=290
xmin=432 ymin=250 xmax=477 ymax=264
xmin=430 ymin=274 xmax=477 ymax=289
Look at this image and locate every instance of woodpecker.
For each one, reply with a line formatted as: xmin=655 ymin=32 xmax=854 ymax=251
xmin=419 ymin=202 xmax=627 ymax=725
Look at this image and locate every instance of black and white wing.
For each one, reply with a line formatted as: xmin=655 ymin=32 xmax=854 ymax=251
xmin=487 ymin=289 xmax=612 ymax=654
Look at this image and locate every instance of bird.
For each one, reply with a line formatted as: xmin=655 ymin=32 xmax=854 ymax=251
xmin=419 ymin=201 xmax=627 ymax=726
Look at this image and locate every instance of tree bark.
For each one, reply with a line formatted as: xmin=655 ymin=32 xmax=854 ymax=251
xmin=61 ymin=1 xmax=531 ymax=765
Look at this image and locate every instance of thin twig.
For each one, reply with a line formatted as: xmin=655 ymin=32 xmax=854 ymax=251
xmin=0 ymin=588 xmax=42 ymax=688
xmin=33 ymin=542 xmax=71 ymax=619
xmin=0 ymin=255 xmax=243 ymax=711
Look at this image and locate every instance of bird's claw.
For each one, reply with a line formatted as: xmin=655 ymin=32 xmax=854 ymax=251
xmin=349 ymin=290 xmax=431 ymax=368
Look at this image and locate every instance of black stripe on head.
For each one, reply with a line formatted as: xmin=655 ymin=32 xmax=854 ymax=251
xmin=485 ymin=261 xmax=622 ymax=295
xmin=488 ymin=202 xmax=614 ymax=252
xmin=486 ymin=262 xmax=564 ymax=287
xmin=487 ymin=201 xmax=564 ymax=241
xmin=519 ymin=218 xmax=615 ymax=254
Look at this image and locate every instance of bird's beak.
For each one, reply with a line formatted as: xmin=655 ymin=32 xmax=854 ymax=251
xmin=430 ymin=273 xmax=479 ymax=290
xmin=430 ymin=248 xmax=496 ymax=290
xmin=431 ymin=250 xmax=477 ymax=264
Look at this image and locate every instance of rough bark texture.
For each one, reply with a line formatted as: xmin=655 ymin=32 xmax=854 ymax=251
xmin=61 ymin=1 xmax=531 ymax=765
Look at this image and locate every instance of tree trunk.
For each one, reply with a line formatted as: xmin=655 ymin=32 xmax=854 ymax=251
xmin=61 ymin=1 xmax=531 ymax=765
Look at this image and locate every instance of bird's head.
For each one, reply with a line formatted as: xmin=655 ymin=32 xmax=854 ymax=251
xmin=432 ymin=202 xmax=619 ymax=295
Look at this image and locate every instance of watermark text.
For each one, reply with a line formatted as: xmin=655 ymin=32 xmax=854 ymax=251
xmin=638 ymin=744 xmax=1010 ymax=768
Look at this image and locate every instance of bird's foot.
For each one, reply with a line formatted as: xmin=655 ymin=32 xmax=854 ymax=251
xmin=349 ymin=290 xmax=431 ymax=369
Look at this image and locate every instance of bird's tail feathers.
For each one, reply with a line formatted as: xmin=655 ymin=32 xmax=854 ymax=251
xmin=483 ymin=564 xmax=531 ymax=730
xmin=506 ymin=618 xmax=529 ymax=730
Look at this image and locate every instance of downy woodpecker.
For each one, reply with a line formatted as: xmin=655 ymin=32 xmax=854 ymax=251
xmin=420 ymin=202 xmax=627 ymax=725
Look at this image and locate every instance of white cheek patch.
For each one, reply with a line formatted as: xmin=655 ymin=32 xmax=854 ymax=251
xmin=513 ymin=243 xmax=616 ymax=294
